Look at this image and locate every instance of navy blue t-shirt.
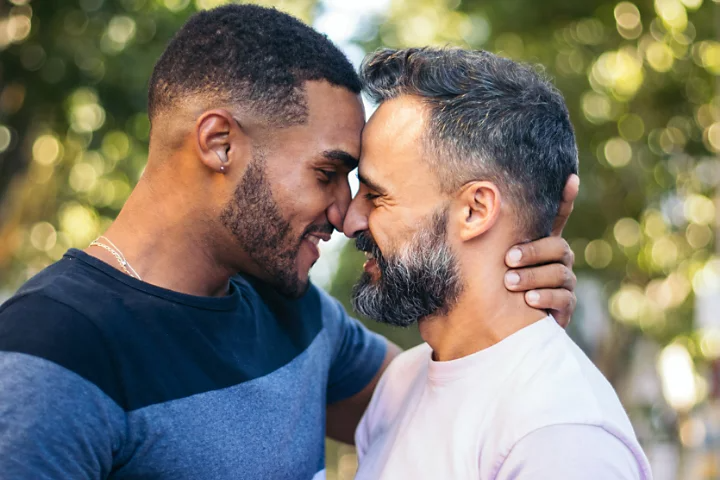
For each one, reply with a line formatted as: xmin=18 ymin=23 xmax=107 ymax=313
xmin=0 ymin=249 xmax=386 ymax=479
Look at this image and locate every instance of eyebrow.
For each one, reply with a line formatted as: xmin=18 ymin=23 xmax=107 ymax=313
xmin=357 ymin=171 xmax=388 ymax=195
xmin=322 ymin=150 xmax=359 ymax=170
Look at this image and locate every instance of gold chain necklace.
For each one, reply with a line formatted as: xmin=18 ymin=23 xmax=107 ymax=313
xmin=89 ymin=235 xmax=142 ymax=280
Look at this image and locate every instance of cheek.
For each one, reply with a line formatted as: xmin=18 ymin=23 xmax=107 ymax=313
xmin=274 ymin=175 xmax=332 ymax=222
xmin=368 ymin=209 xmax=399 ymax=254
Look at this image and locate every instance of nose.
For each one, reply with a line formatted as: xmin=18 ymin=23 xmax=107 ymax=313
xmin=326 ymin=176 xmax=353 ymax=232
xmin=342 ymin=194 xmax=369 ymax=238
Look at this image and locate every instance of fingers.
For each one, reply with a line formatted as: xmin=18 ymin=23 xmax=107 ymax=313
xmin=505 ymin=236 xmax=575 ymax=269
xmin=551 ymin=174 xmax=580 ymax=236
xmin=524 ymin=289 xmax=576 ymax=329
xmin=504 ymin=263 xmax=576 ymax=293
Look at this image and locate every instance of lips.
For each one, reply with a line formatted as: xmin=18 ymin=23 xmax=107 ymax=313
xmin=300 ymin=229 xmax=332 ymax=264
xmin=304 ymin=231 xmax=331 ymax=246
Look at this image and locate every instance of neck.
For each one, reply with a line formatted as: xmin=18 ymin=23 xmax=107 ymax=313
xmin=418 ymin=254 xmax=547 ymax=362
xmin=85 ymin=170 xmax=251 ymax=297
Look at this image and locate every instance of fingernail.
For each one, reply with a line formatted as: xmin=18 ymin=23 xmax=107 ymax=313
xmin=508 ymin=248 xmax=522 ymax=265
xmin=505 ymin=272 xmax=520 ymax=286
xmin=527 ymin=291 xmax=540 ymax=304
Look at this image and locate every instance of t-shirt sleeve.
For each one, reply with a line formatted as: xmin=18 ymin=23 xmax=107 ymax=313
xmin=0 ymin=296 xmax=126 ymax=479
xmin=494 ymin=424 xmax=644 ymax=480
xmin=320 ymin=290 xmax=387 ymax=404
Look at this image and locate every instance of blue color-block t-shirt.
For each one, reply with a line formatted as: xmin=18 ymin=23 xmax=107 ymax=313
xmin=0 ymin=249 xmax=386 ymax=479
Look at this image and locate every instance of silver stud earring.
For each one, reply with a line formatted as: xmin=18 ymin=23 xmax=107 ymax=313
xmin=220 ymin=165 xmax=226 ymax=173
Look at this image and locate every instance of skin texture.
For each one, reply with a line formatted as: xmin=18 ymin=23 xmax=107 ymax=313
xmin=89 ymin=81 xmax=363 ymax=297
xmin=86 ymin=81 xmax=578 ymax=445
xmin=343 ymin=95 xmax=578 ymax=361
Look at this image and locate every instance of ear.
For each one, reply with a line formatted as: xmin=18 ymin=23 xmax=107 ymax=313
xmin=195 ymin=109 xmax=250 ymax=174
xmin=455 ymin=181 xmax=502 ymax=242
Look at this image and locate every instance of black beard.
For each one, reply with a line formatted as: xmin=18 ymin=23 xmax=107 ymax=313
xmin=351 ymin=208 xmax=463 ymax=327
xmin=220 ymin=150 xmax=330 ymax=298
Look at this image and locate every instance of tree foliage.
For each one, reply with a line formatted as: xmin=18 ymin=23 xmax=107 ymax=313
xmin=329 ymin=0 xmax=720 ymax=365
xmin=3 ymin=0 xmax=719 ymax=476
xmin=0 ymin=0 xmax=315 ymax=290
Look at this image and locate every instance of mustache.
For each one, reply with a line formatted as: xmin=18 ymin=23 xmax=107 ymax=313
xmin=303 ymin=222 xmax=334 ymax=238
xmin=355 ymin=231 xmax=383 ymax=260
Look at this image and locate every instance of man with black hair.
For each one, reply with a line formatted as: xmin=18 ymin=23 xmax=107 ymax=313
xmin=0 ymin=6 xmax=578 ymax=479
xmin=346 ymin=48 xmax=651 ymax=479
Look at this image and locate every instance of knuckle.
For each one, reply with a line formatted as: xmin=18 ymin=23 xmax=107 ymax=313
xmin=562 ymin=242 xmax=573 ymax=264
xmin=564 ymin=293 xmax=577 ymax=313
xmin=526 ymin=243 xmax=537 ymax=262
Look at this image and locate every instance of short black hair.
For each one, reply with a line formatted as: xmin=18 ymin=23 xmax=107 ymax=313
xmin=148 ymin=4 xmax=361 ymax=126
xmin=361 ymin=47 xmax=579 ymax=239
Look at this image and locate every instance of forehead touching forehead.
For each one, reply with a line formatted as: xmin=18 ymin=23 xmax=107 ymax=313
xmin=257 ymin=79 xmax=365 ymax=174
xmin=360 ymin=95 xmax=441 ymax=194
xmin=301 ymin=81 xmax=365 ymax=160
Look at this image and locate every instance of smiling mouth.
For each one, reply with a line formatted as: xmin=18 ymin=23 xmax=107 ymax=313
xmin=304 ymin=231 xmax=331 ymax=245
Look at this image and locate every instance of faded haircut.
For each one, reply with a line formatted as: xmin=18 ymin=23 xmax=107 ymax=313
xmin=360 ymin=47 xmax=578 ymax=239
xmin=148 ymin=4 xmax=361 ymax=127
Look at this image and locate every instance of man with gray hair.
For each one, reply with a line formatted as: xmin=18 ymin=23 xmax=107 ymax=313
xmin=343 ymin=48 xmax=652 ymax=479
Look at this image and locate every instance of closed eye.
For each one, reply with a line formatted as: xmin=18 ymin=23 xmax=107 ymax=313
xmin=318 ymin=170 xmax=338 ymax=183
xmin=364 ymin=192 xmax=381 ymax=201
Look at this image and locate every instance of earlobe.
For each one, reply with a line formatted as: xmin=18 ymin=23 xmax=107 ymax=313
xmin=215 ymin=150 xmax=228 ymax=174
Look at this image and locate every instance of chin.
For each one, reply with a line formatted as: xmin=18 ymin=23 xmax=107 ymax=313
xmin=276 ymin=274 xmax=311 ymax=299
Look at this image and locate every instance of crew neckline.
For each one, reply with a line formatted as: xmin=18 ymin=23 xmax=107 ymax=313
xmin=64 ymin=248 xmax=243 ymax=312
xmin=426 ymin=315 xmax=559 ymax=384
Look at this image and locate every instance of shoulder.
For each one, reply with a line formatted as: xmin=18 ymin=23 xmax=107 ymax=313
xmin=0 ymin=292 xmax=107 ymax=355
xmin=482 ymin=321 xmax=646 ymax=472
xmin=495 ymin=321 xmax=633 ymax=428
xmin=0 ymin=292 xmax=121 ymax=404
xmin=494 ymin=424 xmax=649 ymax=480
xmin=0 ymin=350 xmax=125 ymax=477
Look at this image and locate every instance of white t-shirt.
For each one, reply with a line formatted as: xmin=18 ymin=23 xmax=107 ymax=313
xmin=355 ymin=316 xmax=653 ymax=479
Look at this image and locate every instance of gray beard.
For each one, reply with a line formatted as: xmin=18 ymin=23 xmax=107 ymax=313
xmin=351 ymin=207 xmax=463 ymax=327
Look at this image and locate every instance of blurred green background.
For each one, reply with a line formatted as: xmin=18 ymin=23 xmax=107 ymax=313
xmin=1 ymin=0 xmax=720 ymax=478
